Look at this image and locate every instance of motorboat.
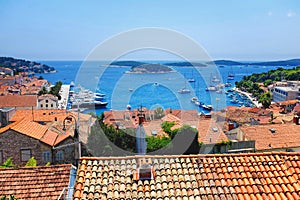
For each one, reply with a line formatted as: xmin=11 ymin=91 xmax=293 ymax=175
xmin=202 ymin=104 xmax=213 ymax=110
xmin=187 ymin=78 xmax=195 ymax=82
xmin=206 ymin=86 xmax=217 ymax=91
xmin=178 ymin=87 xmax=191 ymax=94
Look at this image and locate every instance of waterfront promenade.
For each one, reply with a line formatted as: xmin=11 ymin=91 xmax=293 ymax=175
xmin=233 ymin=87 xmax=260 ymax=107
xmin=58 ymin=85 xmax=70 ymax=109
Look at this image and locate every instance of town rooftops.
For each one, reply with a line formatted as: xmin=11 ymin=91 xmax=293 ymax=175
xmin=240 ymin=123 xmax=300 ymax=151
xmin=0 ymin=164 xmax=73 ymax=199
xmin=0 ymin=95 xmax=37 ymax=108
xmin=73 ymin=152 xmax=300 ymax=200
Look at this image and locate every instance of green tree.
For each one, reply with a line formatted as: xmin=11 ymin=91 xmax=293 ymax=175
xmin=259 ymin=92 xmax=272 ymax=108
xmin=38 ymin=86 xmax=48 ymax=96
xmin=25 ymin=157 xmax=37 ymax=167
xmin=146 ymin=136 xmax=171 ymax=152
xmin=0 ymin=157 xmax=14 ymax=168
xmin=161 ymin=121 xmax=179 ymax=139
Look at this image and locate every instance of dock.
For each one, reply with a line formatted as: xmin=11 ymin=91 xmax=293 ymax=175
xmin=58 ymin=85 xmax=70 ymax=109
xmin=233 ymin=87 xmax=261 ymax=108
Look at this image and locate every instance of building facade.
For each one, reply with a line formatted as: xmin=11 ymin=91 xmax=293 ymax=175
xmin=272 ymin=86 xmax=300 ymax=102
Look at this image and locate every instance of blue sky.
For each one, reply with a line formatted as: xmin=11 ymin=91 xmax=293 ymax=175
xmin=0 ymin=0 xmax=299 ymax=61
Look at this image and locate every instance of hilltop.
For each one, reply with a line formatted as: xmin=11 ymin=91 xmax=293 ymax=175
xmin=0 ymin=57 xmax=55 ymax=74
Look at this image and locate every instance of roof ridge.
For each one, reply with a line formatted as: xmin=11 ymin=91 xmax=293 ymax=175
xmin=0 ymin=164 xmax=72 ymax=171
xmin=79 ymin=151 xmax=300 ymax=161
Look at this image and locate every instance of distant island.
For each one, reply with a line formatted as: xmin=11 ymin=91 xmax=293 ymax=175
xmin=210 ymin=59 xmax=300 ymax=66
xmin=126 ymin=64 xmax=175 ymax=74
xmin=164 ymin=62 xmax=206 ymax=67
xmin=0 ymin=57 xmax=56 ymax=74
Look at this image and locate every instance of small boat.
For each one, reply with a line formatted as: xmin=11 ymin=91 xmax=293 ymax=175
xmin=187 ymin=78 xmax=195 ymax=82
xmin=178 ymin=87 xmax=191 ymax=94
xmin=153 ymin=82 xmax=159 ymax=86
xmin=129 ymin=88 xmax=134 ymax=92
xmin=216 ymin=89 xmax=223 ymax=94
xmin=206 ymin=86 xmax=217 ymax=91
xmin=212 ymin=76 xmax=221 ymax=83
xmin=225 ymin=82 xmax=232 ymax=87
xmin=230 ymin=97 xmax=239 ymax=104
xmin=94 ymin=92 xmax=106 ymax=97
xmin=202 ymin=104 xmax=213 ymax=111
xmin=191 ymin=96 xmax=199 ymax=102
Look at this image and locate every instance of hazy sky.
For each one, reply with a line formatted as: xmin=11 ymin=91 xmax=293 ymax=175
xmin=0 ymin=0 xmax=299 ymax=61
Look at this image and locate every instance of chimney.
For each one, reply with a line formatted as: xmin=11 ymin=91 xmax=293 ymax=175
xmin=293 ymin=116 xmax=300 ymax=125
xmin=228 ymin=122 xmax=234 ymax=131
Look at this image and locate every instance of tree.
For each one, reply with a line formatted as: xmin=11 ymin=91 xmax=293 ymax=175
xmin=259 ymin=92 xmax=272 ymax=108
xmin=25 ymin=157 xmax=37 ymax=167
xmin=146 ymin=136 xmax=171 ymax=152
xmin=0 ymin=157 xmax=14 ymax=168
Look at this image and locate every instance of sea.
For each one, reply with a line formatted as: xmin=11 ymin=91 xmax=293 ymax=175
xmin=36 ymin=61 xmax=296 ymax=116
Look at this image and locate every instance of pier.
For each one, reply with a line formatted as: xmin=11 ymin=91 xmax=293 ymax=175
xmin=233 ymin=87 xmax=260 ymax=108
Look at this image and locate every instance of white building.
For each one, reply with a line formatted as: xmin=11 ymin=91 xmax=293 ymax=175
xmin=37 ymin=94 xmax=58 ymax=109
xmin=272 ymin=85 xmax=300 ymax=102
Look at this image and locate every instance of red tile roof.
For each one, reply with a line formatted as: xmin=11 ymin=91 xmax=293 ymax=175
xmin=198 ymin=118 xmax=228 ymax=144
xmin=0 ymin=164 xmax=72 ymax=199
xmin=0 ymin=95 xmax=37 ymax=108
xmin=73 ymin=152 xmax=300 ymax=200
xmin=240 ymin=124 xmax=300 ymax=151
xmin=10 ymin=109 xmax=69 ymax=122
xmin=0 ymin=119 xmax=72 ymax=146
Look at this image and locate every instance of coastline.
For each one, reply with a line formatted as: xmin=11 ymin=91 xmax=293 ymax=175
xmin=233 ymin=87 xmax=260 ymax=107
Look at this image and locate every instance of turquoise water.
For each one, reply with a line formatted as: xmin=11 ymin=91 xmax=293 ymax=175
xmin=37 ymin=61 xmax=296 ymax=115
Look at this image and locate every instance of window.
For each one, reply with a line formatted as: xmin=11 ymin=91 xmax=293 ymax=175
xmin=51 ymin=104 xmax=53 ymax=107
xmin=41 ymin=104 xmax=43 ymax=108
xmin=20 ymin=149 xmax=31 ymax=162
xmin=46 ymin=104 xmax=48 ymax=108
xmin=56 ymin=150 xmax=63 ymax=161
xmin=45 ymin=100 xmax=48 ymax=103
xmin=0 ymin=150 xmax=3 ymax=164
xmin=43 ymin=151 xmax=51 ymax=162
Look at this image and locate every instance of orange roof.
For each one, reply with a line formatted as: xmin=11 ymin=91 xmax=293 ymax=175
xmin=278 ymin=100 xmax=299 ymax=106
xmin=73 ymin=152 xmax=300 ymax=200
xmin=0 ymin=164 xmax=72 ymax=199
xmin=198 ymin=118 xmax=228 ymax=144
xmin=0 ymin=95 xmax=37 ymax=107
xmin=10 ymin=109 xmax=69 ymax=122
xmin=240 ymin=124 xmax=300 ymax=150
xmin=0 ymin=119 xmax=72 ymax=146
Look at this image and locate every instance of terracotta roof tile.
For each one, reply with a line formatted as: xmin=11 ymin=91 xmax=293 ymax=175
xmin=0 ymin=95 xmax=37 ymax=108
xmin=240 ymin=124 xmax=300 ymax=151
xmin=0 ymin=118 xmax=72 ymax=146
xmin=0 ymin=164 xmax=72 ymax=199
xmin=74 ymin=152 xmax=300 ymax=199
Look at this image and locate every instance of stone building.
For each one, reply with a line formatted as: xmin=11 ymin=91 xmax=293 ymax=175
xmin=0 ymin=118 xmax=77 ymax=166
xmin=37 ymin=94 xmax=59 ymax=109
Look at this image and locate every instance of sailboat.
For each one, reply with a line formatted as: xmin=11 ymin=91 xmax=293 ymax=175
xmin=187 ymin=70 xmax=196 ymax=82
xmin=178 ymin=81 xmax=191 ymax=94
xmin=227 ymin=67 xmax=235 ymax=80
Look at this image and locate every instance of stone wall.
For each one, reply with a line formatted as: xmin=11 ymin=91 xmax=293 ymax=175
xmin=0 ymin=130 xmax=51 ymax=166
